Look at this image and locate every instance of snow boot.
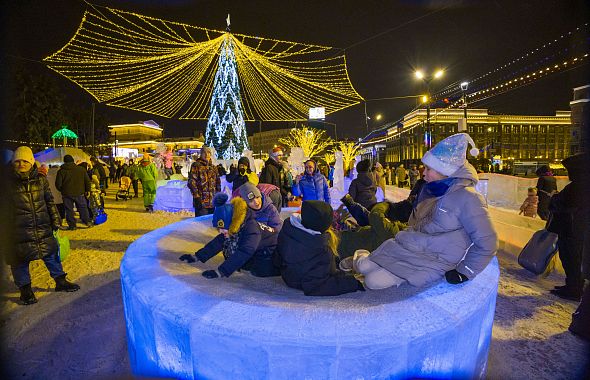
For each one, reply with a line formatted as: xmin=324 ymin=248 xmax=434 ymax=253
xmin=55 ymin=275 xmax=80 ymax=292
xmin=19 ymin=283 xmax=38 ymax=305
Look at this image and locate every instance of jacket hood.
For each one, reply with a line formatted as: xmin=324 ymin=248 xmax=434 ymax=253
xmin=228 ymin=196 xmax=249 ymax=235
xmin=238 ymin=157 xmax=251 ymax=168
xmin=448 ymin=162 xmax=478 ymax=187
xmin=562 ymin=153 xmax=590 ymax=182
xmin=289 ymin=213 xmax=322 ymax=235
xmin=357 ymin=172 xmax=376 ymax=187
xmin=60 ymin=162 xmax=78 ymax=170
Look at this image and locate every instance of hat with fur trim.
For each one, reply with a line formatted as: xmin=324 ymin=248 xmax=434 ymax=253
xmin=421 ymin=133 xmax=479 ymax=176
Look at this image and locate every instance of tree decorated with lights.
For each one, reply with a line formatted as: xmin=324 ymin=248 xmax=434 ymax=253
xmin=279 ymin=126 xmax=333 ymax=159
xmin=205 ymin=27 xmax=248 ymax=159
xmin=335 ymin=141 xmax=360 ymax=171
xmin=44 ymin=6 xmax=364 ymax=157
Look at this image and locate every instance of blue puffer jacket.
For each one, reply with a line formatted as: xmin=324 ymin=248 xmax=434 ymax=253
xmin=195 ymin=197 xmax=280 ymax=277
xmin=293 ymin=166 xmax=331 ymax=203
xmin=251 ymin=193 xmax=282 ymax=232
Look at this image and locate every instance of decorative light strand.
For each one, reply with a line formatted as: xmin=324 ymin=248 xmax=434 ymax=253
xmin=44 ymin=5 xmax=363 ymax=121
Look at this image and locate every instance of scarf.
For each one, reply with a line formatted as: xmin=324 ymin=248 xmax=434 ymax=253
xmin=411 ymin=177 xmax=456 ymax=232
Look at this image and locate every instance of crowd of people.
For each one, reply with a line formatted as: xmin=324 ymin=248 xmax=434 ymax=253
xmin=4 ymin=134 xmax=588 ymax=341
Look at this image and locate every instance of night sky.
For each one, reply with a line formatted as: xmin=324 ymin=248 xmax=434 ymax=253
xmin=3 ymin=0 xmax=589 ymax=140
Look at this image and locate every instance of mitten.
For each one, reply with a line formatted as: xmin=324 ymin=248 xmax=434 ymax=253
xmin=179 ymin=254 xmax=196 ymax=263
xmin=445 ymin=269 xmax=469 ymax=284
xmin=202 ymin=269 xmax=221 ymax=279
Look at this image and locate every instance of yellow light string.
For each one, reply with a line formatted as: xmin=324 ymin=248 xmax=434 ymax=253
xmin=44 ymin=5 xmax=363 ymax=121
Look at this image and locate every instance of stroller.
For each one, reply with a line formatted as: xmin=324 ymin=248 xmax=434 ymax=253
xmin=116 ymin=176 xmax=133 ymax=201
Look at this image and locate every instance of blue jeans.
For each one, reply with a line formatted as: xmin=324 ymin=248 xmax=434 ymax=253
xmin=11 ymin=250 xmax=65 ymax=288
xmin=63 ymin=195 xmax=91 ymax=227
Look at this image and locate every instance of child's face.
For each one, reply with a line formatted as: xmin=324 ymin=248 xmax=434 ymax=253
xmin=14 ymin=160 xmax=32 ymax=173
xmin=247 ymin=196 xmax=262 ymax=210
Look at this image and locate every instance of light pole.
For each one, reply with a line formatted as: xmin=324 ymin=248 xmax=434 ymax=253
xmin=415 ymin=69 xmax=444 ymax=150
xmin=460 ymin=81 xmax=469 ymax=120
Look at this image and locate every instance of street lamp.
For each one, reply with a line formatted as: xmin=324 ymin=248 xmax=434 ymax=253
xmin=415 ymin=69 xmax=445 ymax=149
xmin=460 ymin=81 xmax=469 ymax=120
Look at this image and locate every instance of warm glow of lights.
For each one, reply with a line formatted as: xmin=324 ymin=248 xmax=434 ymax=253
xmin=415 ymin=70 xmax=424 ymax=79
xmin=336 ymin=141 xmax=360 ymax=170
xmin=43 ymin=6 xmax=363 ymax=121
xmin=278 ymin=126 xmax=333 ymax=158
xmin=375 ymin=114 xmax=383 ymax=121
xmin=421 ymin=95 xmax=429 ymax=103
xmin=434 ymin=69 xmax=444 ymax=79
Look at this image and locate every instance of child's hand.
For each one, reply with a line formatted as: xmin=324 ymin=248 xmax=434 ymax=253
xmin=202 ymin=269 xmax=221 ymax=279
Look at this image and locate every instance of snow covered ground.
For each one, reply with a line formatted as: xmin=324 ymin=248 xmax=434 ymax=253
xmin=1 ymin=186 xmax=588 ymax=379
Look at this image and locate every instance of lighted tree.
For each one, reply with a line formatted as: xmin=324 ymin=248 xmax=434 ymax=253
xmin=324 ymin=152 xmax=335 ymax=165
xmin=336 ymin=141 xmax=360 ymax=171
xmin=279 ymin=126 xmax=333 ymax=159
xmin=205 ymin=36 xmax=248 ymax=160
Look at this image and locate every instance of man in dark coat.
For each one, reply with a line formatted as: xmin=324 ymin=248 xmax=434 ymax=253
xmin=259 ymin=147 xmax=289 ymax=205
xmin=548 ymin=154 xmax=589 ymax=302
xmin=535 ymin=165 xmax=557 ymax=220
xmin=8 ymin=146 xmax=80 ymax=305
xmin=56 ymin=154 xmax=92 ymax=230
xmin=566 ymin=153 xmax=590 ymax=341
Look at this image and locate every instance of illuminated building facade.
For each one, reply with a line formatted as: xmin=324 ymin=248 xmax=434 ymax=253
xmin=107 ymin=121 xmax=203 ymax=154
xmin=361 ymin=109 xmax=571 ymax=165
xmin=248 ymin=128 xmax=293 ymax=156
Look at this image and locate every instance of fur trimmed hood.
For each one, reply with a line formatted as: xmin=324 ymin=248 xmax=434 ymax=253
xmin=229 ymin=196 xmax=248 ymax=235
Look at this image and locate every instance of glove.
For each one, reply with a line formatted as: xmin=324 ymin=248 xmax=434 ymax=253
xmin=445 ymin=269 xmax=469 ymax=284
xmin=202 ymin=269 xmax=221 ymax=279
xmin=179 ymin=254 xmax=196 ymax=263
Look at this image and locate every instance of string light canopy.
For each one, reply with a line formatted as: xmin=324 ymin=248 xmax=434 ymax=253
xmin=44 ymin=5 xmax=363 ymax=121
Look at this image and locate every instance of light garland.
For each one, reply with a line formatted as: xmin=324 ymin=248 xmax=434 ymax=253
xmin=44 ymin=5 xmax=363 ymax=121
xmin=278 ymin=126 xmax=333 ymax=158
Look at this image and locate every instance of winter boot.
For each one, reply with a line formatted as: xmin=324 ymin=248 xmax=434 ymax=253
xmin=19 ymin=283 xmax=38 ymax=305
xmin=55 ymin=274 xmax=80 ymax=292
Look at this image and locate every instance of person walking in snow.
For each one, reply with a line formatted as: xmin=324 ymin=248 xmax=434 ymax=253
xmin=179 ymin=193 xmax=280 ymax=278
xmin=55 ymin=154 xmax=92 ymax=230
xmin=519 ymin=187 xmax=538 ymax=218
xmin=274 ymin=200 xmax=365 ymax=296
xmin=187 ymin=146 xmax=221 ymax=217
xmin=7 ymin=146 xmax=80 ymax=305
xmin=340 ymin=133 xmax=498 ymax=290
xmin=136 ymin=153 xmax=158 ymax=212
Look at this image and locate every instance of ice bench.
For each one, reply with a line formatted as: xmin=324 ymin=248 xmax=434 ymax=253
xmin=121 ymin=210 xmax=499 ymax=380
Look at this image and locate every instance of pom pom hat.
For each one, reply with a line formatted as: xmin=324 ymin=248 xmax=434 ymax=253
xmin=13 ymin=146 xmax=35 ymax=165
xmin=421 ymin=133 xmax=479 ymax=176
xmin=211 ymin=193 xmax=233 ymax=229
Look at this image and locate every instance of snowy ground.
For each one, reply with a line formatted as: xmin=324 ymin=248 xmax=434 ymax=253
xmin=1 ymin=186 xmax=589 ymax=379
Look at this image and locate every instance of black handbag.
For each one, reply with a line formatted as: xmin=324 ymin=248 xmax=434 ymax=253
xmin=518 ymin=228 xmax=559 ymax=275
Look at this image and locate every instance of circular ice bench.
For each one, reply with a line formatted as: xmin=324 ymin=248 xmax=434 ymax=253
xmin=121 ymin=210 xmax=499 ymax=380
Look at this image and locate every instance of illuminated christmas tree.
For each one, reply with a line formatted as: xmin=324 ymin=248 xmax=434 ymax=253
xmin=205 ymin=35 xmax=248 ymax=160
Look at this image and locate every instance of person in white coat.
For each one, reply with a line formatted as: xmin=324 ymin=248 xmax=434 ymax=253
xmin=341 ymin=133 xmax=498 ymax=290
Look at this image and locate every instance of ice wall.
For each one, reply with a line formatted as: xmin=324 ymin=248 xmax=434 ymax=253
xmin=121 ymin=213 xmax=499 ymax=380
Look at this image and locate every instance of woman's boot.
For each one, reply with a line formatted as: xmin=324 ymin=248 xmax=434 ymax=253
xmin=19 ymin=283 xmax=37 ymax=305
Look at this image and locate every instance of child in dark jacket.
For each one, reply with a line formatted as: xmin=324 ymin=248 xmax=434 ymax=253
xmin=179 ymin=193 xmax=280 ymax=278
xmin=239 ymin=182 xmax=282 ymax=232
xmin=274 ymin=200 xmax=365 ymax=296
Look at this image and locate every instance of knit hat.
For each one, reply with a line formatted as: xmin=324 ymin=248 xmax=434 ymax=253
xmin=239 ymin=182 xmax=261 ymax=201
xmin=301 ymin=200 xmax=333 ymax=233
xmin=63 ymin=154 xmax=75 ymax=163
xmin=270 ymin=146 xmax=283 ymax=158
xmin=421 ymin=133 xmax=479 ymax=176
xmin=212 ymin=193 xmax=233 ymax=229
xmin=237 ymin=156 xmax=250 ymax=168
xmin=356 ymin=159 xmax=371 ymax=173
xmin=13 ymin=146 xmax=35 ymax=165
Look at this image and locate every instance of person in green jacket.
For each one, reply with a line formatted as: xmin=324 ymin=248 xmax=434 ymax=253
xmin=137 ymin=153 xmax=158 ymax=212
xmin=338 ymin=201 xmax=405 ymax=259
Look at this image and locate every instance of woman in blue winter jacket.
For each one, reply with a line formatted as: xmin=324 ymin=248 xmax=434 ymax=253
xmin=292 ymin=159 xmax=331 ymax=204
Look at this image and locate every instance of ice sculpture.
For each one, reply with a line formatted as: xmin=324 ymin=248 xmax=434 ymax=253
xmin=333 ymin=151 xmax=344 ymax=193
xmin=287 ymin=147 xmax=305 ymax=178
xmin=121 ymin=211 xmax=500 ymax=380
xmin=153 ymin=180 xmax=194 ymax=212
